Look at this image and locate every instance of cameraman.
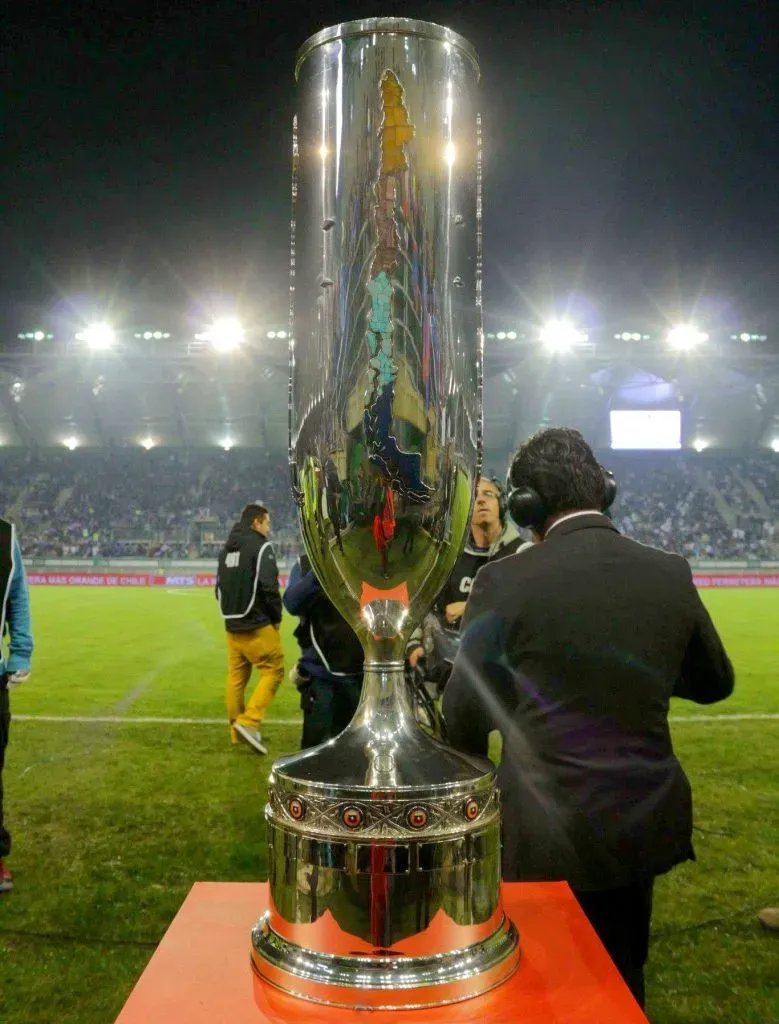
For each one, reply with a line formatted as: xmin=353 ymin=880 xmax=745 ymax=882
xmin=284 ymin=553 xmax=363 ymax=749
xmin=1 ymin=518 xmax=34 ymax=894
xmin=406 ymin=477 xmax=527 ymax=685
xmin=443 ymin=427 xmax=734 ymax=1009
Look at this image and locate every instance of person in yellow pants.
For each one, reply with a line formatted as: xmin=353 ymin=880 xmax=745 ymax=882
xmin=216 ymin=502 xmax=284 ymax=754
xmin=225 ymin=624 xmax=284 ymax=754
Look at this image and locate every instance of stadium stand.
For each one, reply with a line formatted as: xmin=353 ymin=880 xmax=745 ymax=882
xmin=2 ymin=449 xmax=776 ymax=561
xmin=487 ymin=452 xmax=778 ymax=559
xmin=613 ymin=458 xmax=775 ymax=559
xmin=3 ymin=451 xmax=299 ymax=561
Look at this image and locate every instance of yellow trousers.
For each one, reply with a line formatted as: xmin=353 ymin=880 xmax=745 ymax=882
xmin=225 ymin=625 xmax=284 ymax=741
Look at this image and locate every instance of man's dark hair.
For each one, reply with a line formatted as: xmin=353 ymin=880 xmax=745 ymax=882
xmin=509 ymin=428 xmax=607 ymax=516
xmin=240 ymin=503 xmax=269 ymax=526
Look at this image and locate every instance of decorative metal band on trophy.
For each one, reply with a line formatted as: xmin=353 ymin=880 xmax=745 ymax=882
xmin=251 ymin=17 xmax=520 ymax=1009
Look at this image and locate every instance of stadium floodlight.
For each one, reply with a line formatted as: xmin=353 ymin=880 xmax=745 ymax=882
xmin=62 ymin=436 xmax=79 ymax=451
xmin=734 ymin=332 xmax=768 ymax=343
xmin=667 ymin=324 xmax=708 ymax=351
xmin=496 ymin=331 xmax=506 ymax=340
xmin=539 ymin=319 xmax=582 ymax=354
xmin=76 ymin=322 xmax=116 ymax=351
xmin=267 ymin=331 xmax=277 ymax=339
xmin=198 ymin=317 xmax=244 ymax=353
xmin=506 ymin=331 xmax=517 ymax=340
xmin=772 ymin=439 xmax=779 ymax=453
xmin=692 ymin=438 xmax=709 ymax=453
xmin=140 ymin=436 xmax=156 ymax=451
xmin=219 ymin=436 xmax=235 ymax=451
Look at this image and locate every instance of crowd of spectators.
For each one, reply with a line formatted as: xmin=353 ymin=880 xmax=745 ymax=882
xmin=697 ymin=461 xmax=775 ymax=556
xmin=606 ymin=455 xmax=776 ymax=559
xmin=741 ymin=455 xmax=779 ymax=505
xmin=489 ymin=451 xmax=778 ymax=560
xmin=1 ymin=449 xmax=776 ymax=562
xmin=613 ymin=460 xmax=731 ymax=558
xmin=3 ymin=450 xmax=299 ymax=562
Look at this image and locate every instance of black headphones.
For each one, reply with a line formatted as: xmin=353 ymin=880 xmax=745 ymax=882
xmin=492 ymin=477 xmax=508 ymax=525
xmin=506 ymin=464 xmax=618 ymax=531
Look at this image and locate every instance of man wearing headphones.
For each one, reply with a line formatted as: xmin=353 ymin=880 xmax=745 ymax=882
xmin=442 ymin=427 xmax=734 ymax=1010
xmin=406 ymin=476 xmax=525 ymax=678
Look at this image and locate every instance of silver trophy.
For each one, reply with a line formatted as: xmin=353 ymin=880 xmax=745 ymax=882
xmin=251 ymin=17 xmax=520 ymax=1009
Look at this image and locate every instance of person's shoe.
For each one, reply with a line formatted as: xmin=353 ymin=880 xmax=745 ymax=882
xmin=234 ymin=724 xmax=268 ymax=755
xmin=758 ymin=908 xmax=779 ymax=932
xmin=0 ymin=861 xmax=12 ymax=894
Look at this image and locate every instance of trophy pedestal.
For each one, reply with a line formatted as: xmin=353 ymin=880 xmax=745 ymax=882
xmin=112 ymin=882 xmax=649 ymax=1023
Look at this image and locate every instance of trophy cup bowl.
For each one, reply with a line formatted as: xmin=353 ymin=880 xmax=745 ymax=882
xmin=251 ymin=17 xmax=520 ymax=1008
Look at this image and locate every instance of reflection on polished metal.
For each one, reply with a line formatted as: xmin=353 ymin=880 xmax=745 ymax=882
xmin=251 ymin=17 xmax=520 ymax=1008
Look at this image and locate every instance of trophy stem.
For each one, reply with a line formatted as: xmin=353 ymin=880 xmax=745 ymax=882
xmin=351 ymin=661 xmax=413 ymax=788
xmin=354 ymin=660 xmax=409 ymax=719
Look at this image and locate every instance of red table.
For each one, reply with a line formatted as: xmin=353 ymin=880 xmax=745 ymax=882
xmin=114 ymin=882 xmax=649 ymax=1023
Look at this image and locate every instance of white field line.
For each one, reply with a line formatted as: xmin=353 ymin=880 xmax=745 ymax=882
xmin=12 ymin=713 xmax=779 ymax=726
xmin=13 ymin=714 xmax=301 ymax=725
xmin=110 ymin=654 xmax=185 ymax=715
xmin=670 ymin=713 xmax=779 ymax=723
xmin=109 ymin=621 xmax=218 ymax=714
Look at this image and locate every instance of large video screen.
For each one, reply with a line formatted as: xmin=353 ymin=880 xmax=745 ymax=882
xmin=610 ymin=410 xmax=682 ymax=450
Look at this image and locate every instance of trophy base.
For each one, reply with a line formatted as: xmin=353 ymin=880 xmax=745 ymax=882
xmin=254 ymin=665 xmax=518 ymax=1009
xmin=251 ymin=912 xmax=520 ymax=1010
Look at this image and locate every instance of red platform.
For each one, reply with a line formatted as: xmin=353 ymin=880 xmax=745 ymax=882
xmin=114 ymin=882 xmax=649 ymax=1023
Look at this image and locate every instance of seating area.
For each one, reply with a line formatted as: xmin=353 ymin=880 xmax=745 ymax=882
xmin=2 ymin=451 xmax=298 ymax=560
xmin=488 ymin=451 xmax=778 ymax=559
xmin=1 ymin=449 xmax=776 ymax=560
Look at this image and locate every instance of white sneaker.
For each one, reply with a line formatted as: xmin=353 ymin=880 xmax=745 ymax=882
xmin=234 ymin=724 xmax=268 ymax=755
xmin=758 ymin=908 xmax=779 ymax=932
xmin=0 ymin=860 xmax=12 ymax=893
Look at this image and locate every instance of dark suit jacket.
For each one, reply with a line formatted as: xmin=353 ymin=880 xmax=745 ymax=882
xmin=442 ymin=513 xmax=734 ymax=891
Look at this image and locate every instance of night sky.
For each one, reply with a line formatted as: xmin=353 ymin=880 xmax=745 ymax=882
xmin=3 ymin=0 xmax=777 ymax=332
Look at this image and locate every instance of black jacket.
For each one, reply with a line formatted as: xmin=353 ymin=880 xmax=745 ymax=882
xmin=435 ymin=522 xmax=523 ymax=617
xmin=443 ymin=513 xmax=734 ymax=892
xmin=283 ymin=554 xmax=363 ymax=679
xmin=216 ymin=523 xmax=282 ymax=632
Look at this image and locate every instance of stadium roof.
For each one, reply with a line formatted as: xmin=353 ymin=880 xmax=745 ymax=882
xmin=1 ymin=318 xmax=778 ymax=453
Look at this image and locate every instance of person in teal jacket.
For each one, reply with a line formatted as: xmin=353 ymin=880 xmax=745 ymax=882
xmin=0 ymin=518 xmax=34 ymax=893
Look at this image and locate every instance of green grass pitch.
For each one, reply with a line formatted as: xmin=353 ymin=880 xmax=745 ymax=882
xmin=0 ymin=587 xmax=777 ymax=1023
